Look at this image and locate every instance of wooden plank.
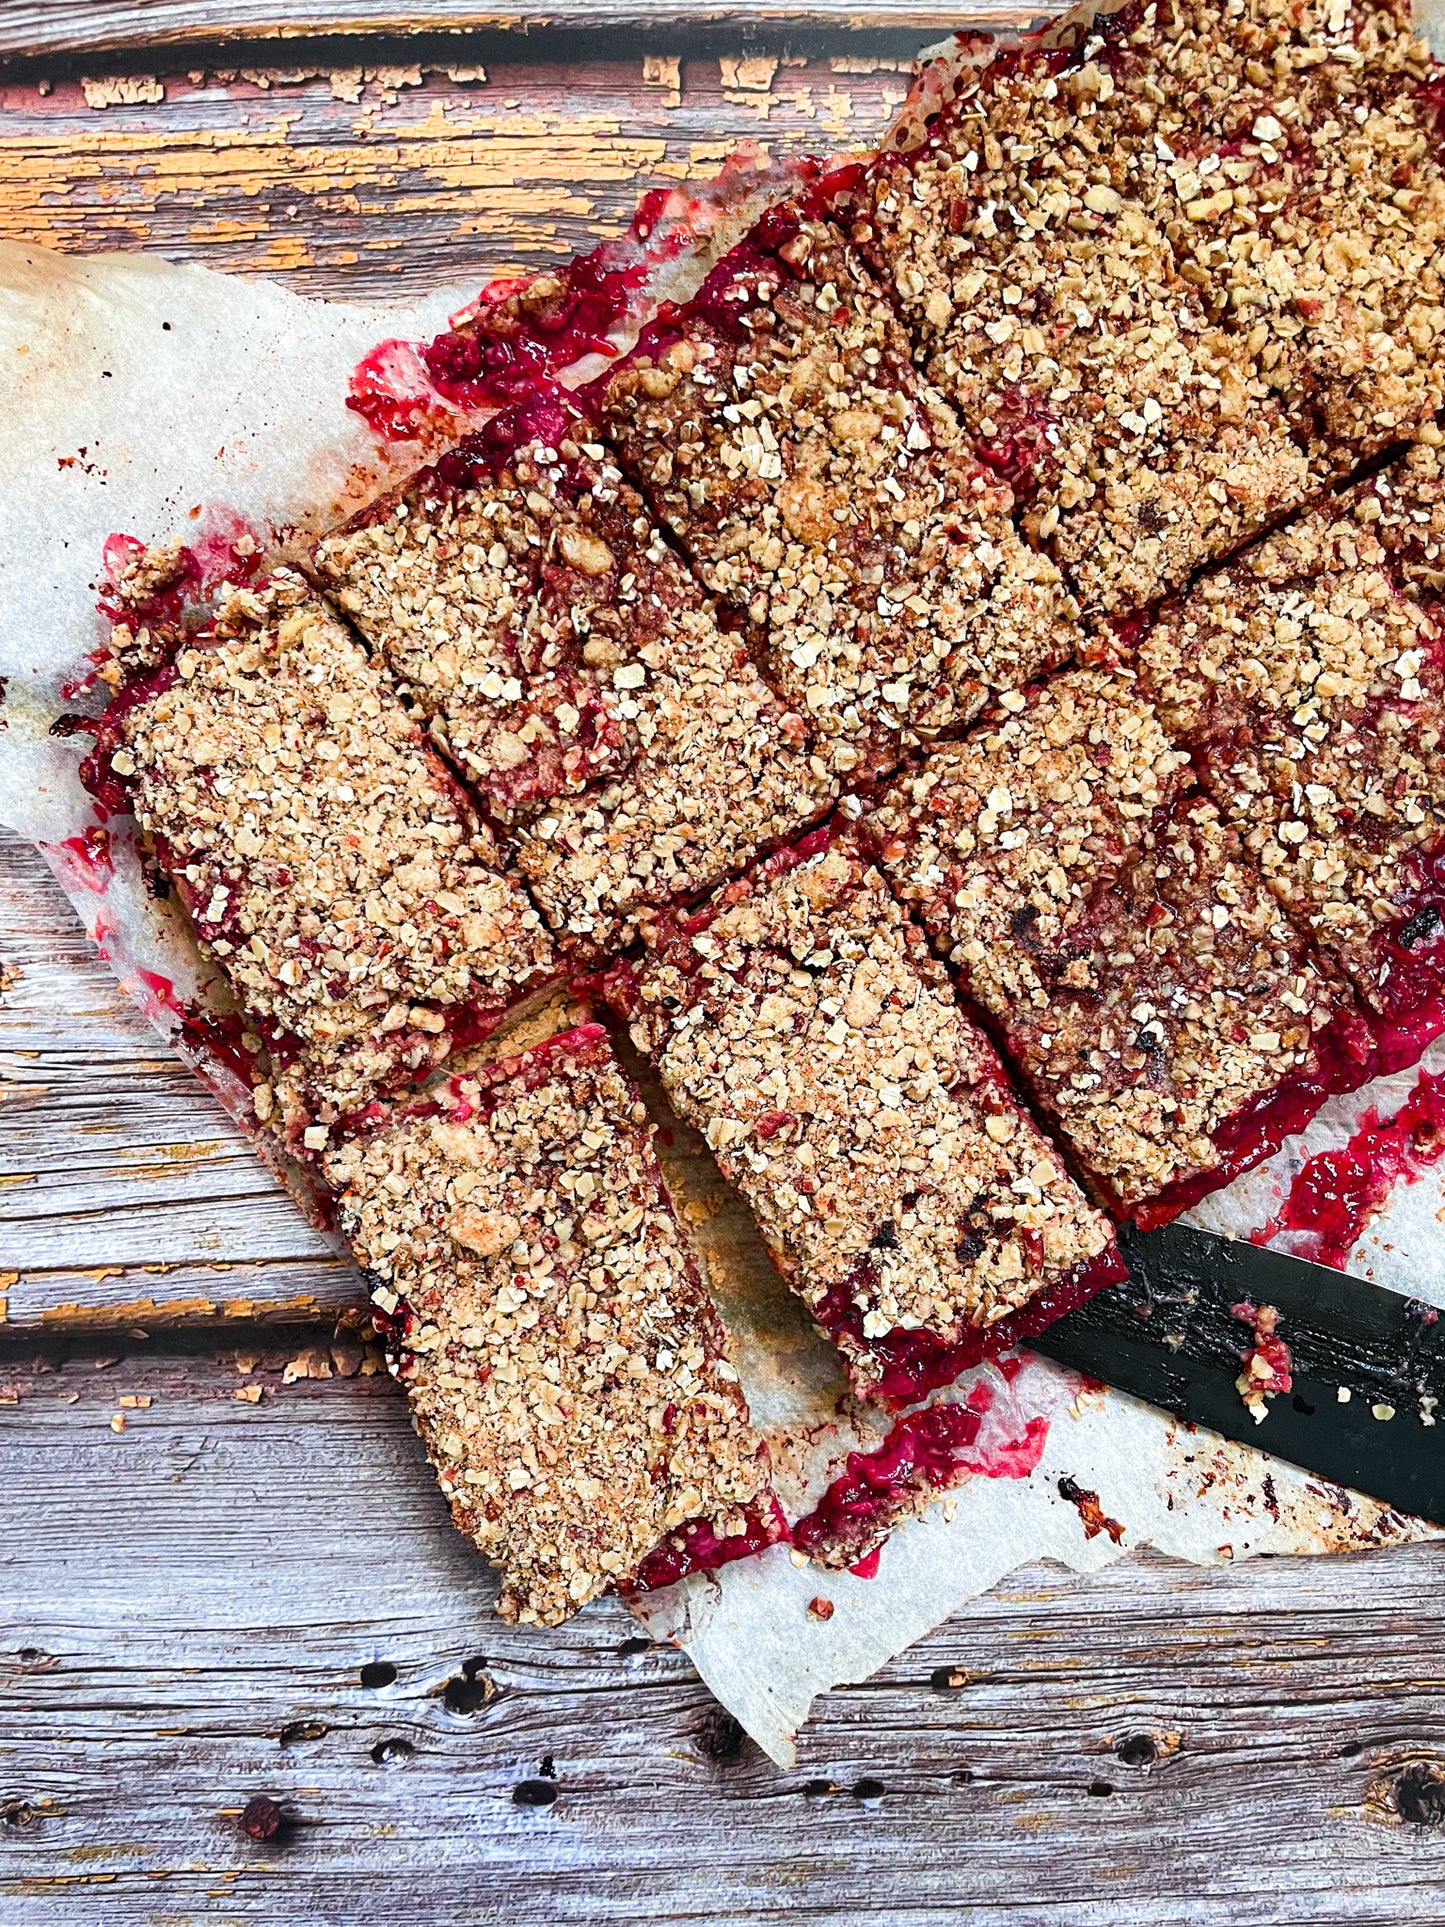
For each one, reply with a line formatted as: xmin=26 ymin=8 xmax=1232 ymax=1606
xmin=1 ymin=5 xmax=1043 ymax=64
xmin=0 ymin=830 xmax=362 ymax=1332
xmin=0 ymin=46 xmax=928 ymax=301
xmin=4 ymin=1343 xmax=1445 ymax=1923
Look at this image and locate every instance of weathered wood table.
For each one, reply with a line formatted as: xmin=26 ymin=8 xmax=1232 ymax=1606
xmin=5 ymin=11 xmax=1445 ymax=1920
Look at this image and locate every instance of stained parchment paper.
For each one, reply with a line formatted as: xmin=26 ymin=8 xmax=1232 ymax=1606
xmin=6 ymin=9 xmax=1445 ymax=1764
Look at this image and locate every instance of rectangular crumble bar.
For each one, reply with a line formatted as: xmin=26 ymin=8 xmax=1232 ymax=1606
xmin=92 ymin=568 xmax=555 ymax=1135
xmin=323 ymin=1023 xmax=777 ymax=1626
xmin=845 ymin=0 xmax=1445 ymax=614
xmin=1104 ymin=470 xmax=1445 ymax=1056
xmin=867 ymin=671 xmax=1372 ymax=1222
xmin=587 ymin=204 xmax=1078 ymax=782
xmin=314 ymin=388 xmax=832 ymax=951
xmin=626 ymin=826 xmax=1120 ymax=1404
xmin=845 ymin=13 xmax=1315 ymax=614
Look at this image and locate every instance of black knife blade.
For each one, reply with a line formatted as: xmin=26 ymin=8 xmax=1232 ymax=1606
xmin=1030 ymin=1221 xmax=1445 ymax=1526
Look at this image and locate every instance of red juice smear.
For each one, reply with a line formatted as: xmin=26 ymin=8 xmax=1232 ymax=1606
xmin=1267 ymin=1067 xmax=1445 ymax=1269
xmin=350 ymin=186 xmax=705 ymax=440
xmin=1230 ymin=1300 xmax=1293 ymax=1419
xmin=791 ymin=1376 xmax=1052 ymax=1567
xmin=625 ymin=1495 xmax=788 ymax=1594
xmin=50 ymin=827 xmax=113 ymax=892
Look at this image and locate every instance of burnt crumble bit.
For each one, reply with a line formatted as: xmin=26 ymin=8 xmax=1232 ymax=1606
xmin=323 ymin=1023 xmax=774 ymax=1627
xmin=314 ymin=387 xmax=832 ymax=953
xmin=627 ymin=828 xmax=1117 ymax=1404
xmin=587 ymin=207 xmax=1078 ymax=784
xmin=845 ymin=13 xmax=1316 ymax=615
xmin=869 ymin=676 xmax=1368 ymax=1222
xmin=93 ymin=568 xmax=555 ymax=1136
xmin=1103 ymin=476 xmax=1445 ymax=1053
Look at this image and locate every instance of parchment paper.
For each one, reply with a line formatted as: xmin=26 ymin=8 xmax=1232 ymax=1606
xmin=6 ymin=16 xmax=1445 ymax=1764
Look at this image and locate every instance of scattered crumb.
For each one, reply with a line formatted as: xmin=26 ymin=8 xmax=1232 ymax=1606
xmin=233 ymin=1385 xmax=264 ymax=1404
xmin=807 ymin=1596 xmax=835 ymax=1621
xmin=117 ymin=1394 xmax=152 ymax=1409
xmin=109 ymin=1412 xmax=126 ymax=1434
xmin=1231 ymin=1303 xmax=1292 ymax=1423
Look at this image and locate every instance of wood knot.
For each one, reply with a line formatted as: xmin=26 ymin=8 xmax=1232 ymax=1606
xmin=1396 ymin=1763 xmax=1445 ymax=1827
xmin=696 ymin=1708 xmax=747 ymax=1761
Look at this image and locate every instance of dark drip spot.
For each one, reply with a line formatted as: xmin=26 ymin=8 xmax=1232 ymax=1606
xmin=1088 ymin=1780 xmax=1115 ymax=1798
xmin=513 ymin=1779 xmax=560 ymax=1808
xmin=852 ymin=1777 xmax=885 ymax=1804
xmin=1 ymin=1801 xmax=41 ymax=1829
xmin=359 ymin=1661 xmax=397 ymax=1689
xmin=370 ymin=1737 xmax=414 ymax=1767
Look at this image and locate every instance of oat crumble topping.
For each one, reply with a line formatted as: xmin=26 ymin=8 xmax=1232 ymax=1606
xmin=590 ymin=208 xmax=1078 ymax=779
xmin=315 ymin=390 xmax=832 ymax=951
xmin=104 ymin=569 xmax=555 ymax=1132
xmin=1104 ymin=470 xmax=1445 ymax=1017
xmin=846 ymin=0 xmax=1445 ymax=613
xmin=628 ymin=830 xmax=1113 ymax=1396
xmin=870 ymin=674 xmax=1357 ymax=1210
xmin=324 ymin=1025 xmax=769 ymax=1625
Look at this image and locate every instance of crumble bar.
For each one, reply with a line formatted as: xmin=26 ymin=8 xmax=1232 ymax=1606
xmin=314 ymin=388 xmax=832 ymax=951
xmin=626 ymin=827 xmax=1119 ymax=1402
xmin=1103 ymin=473 xmax=1445 ymax=1053
xmin=869 ymin=673 xmax=1368 ymax=1220
xmin=587 ymin=204 xmax=1078 ymax=781
xmin=324 ymin=1023 xmax=775 ymax=1626
xmin=90 ymin=569 xmax=555 ymax=1133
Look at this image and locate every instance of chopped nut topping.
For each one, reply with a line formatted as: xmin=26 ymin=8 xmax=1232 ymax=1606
xmin=1101 ymin=461 xmax=1445 ymax=1020
xmin=846 ymin=0 xmax=1445 ymax=613
xmin=325 ymin=1026 xmax=768 ymax=1627
xmin=316 ymin=390 xmax=832 ymax=951
xmin=871 ymin=674 xmax=1358 ymax=1212
xmin=590 ymin=210 xmax=1078 ymax=778
xmin=629 ymin=831 xmax=1112 ymax=1397
xmin=107 ymin=569 xmax=554 ymax=1131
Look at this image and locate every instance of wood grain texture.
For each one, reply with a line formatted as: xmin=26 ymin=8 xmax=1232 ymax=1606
xmin=5 ymin=1343 xmax=1445 ymax=1925
xmin=0 ymin=44 xmax=925 ymax=301
xmin=0 ymin=831 xmax=362 ymax=1332
xmin=0 ymin=5 xmax=1045 ymax=63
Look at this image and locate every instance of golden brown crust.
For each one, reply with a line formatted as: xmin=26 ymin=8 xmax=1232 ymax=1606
xmin=108 ymin=570 xmax=555 ymax=1133
xmin=325 ymin=1028 xmax=768 ymax=1626
xmin=629 ymin=832 xmax=1112 ymax=1394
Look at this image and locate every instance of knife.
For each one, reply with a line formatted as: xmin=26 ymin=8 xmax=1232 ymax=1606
xmin=1029 ymin=1221 xmax=1445 ymax=1526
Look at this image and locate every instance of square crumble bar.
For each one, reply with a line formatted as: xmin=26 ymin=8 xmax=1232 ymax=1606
xmin=314 ymin=388 xmax=833 ymax=953
xmin=867 ymin=671 xmax=1374 ymax=1223
xmin=91 ymin=569 xmax=556 ymax=1135
xmin=1102 ymin=466 xmax=1445 ymax=1057
xmin=324 ymin=1023 xmax=779 ymax=1627
xmin=625 ymin=826 xmax=1121 ymax=1404
xmin=587 ymin=204 xmax=1078 ymax=782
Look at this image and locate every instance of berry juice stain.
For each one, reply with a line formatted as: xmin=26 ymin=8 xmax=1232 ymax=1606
xmin=1264 ymin=1067 xmax=1445 ymax=1269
